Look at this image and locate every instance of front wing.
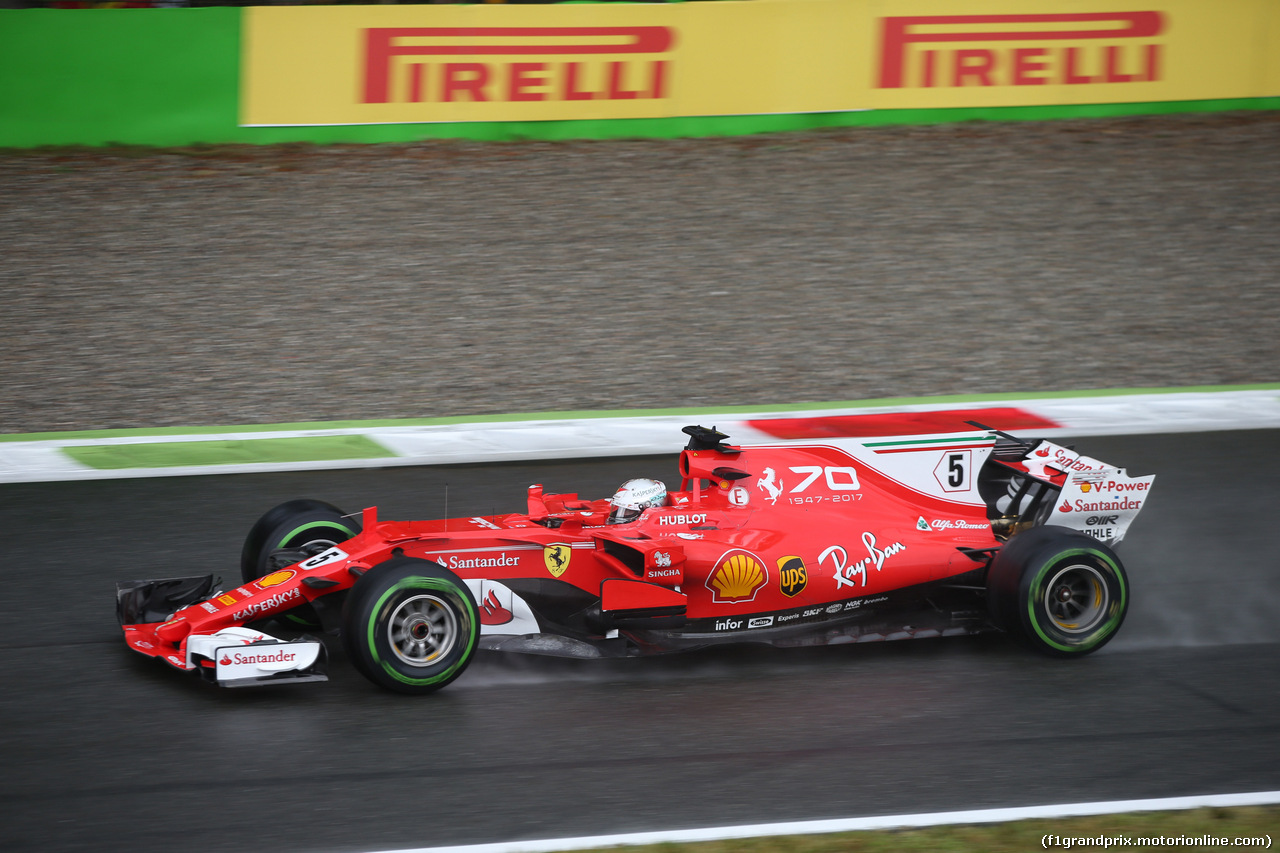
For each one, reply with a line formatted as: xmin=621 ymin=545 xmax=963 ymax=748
xmin=118 ymin=576 xmax=327 ymax=687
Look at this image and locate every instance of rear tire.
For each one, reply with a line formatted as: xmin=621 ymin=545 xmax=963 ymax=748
xmin=342 ymin=557 xmax=479 ymax=695
xmin=987 ymin=525 xmax=1128 ymax=657
xmin=241 ymin=499 xmax=360 ymax=629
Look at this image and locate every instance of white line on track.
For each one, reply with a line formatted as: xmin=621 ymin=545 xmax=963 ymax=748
xmin=358 ymin=790 xmax=1280 ymax=853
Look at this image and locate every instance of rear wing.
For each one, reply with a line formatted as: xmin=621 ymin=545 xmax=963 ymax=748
xmin=979 ymin=434 xmax=1154 ymax=546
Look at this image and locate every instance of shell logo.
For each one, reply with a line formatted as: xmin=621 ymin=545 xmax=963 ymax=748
xmin=256 ymin=570 xmax=295 ymax=589
xmin=706 ymin=550 xmax=767 ymax=604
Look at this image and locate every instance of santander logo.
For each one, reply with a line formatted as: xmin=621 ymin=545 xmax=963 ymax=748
xmin=479 ymin=589 xmax=513 ymax=625
xmin=222 ymin=649 xmax=299 ymax=666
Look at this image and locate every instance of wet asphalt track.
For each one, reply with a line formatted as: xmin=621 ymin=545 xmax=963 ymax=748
xmin=1 ymin=430 xmax=1278 ymax=853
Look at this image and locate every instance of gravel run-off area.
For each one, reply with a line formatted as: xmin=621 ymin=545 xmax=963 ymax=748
xmin=1 ymin=111 xmax=1278 ymax=435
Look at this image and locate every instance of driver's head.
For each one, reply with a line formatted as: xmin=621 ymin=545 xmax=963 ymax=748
xmin=607 ymin=478 xmax=667 ymax=524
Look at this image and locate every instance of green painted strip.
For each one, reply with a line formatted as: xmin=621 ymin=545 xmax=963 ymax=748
xmin=61 ymin=435 xmax=395 ymax=470
xmin=4 ymin=383 xmax=1277 ymax=444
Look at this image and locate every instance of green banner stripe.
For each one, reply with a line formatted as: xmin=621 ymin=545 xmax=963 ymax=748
xmin=233 ymin=97 xmax=1280 ymax=147
xmin=0 ymin=8 xmax=241 ymax=149
xmin=62 ymin=435 xmax=395 ymax=470
xmin=5 ymin=383 xmax=1278 ymax=444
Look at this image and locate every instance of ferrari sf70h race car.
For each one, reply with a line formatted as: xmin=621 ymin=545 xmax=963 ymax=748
xmin=117 ymin=424 xmax=1154 ymax=694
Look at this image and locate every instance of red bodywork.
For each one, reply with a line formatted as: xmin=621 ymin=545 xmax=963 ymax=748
xmin=123 ymin=433 xmax=1011 ymax=671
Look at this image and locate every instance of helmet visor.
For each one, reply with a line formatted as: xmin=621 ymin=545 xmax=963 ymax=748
xmin=607 ymin=505 xmax=644 ymax=525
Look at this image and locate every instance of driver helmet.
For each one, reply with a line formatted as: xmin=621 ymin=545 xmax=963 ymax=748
xmin=608 ymin=478 xmax=668 ymax=524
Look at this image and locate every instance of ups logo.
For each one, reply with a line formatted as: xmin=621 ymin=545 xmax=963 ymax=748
xmin=777 ymin=556 xmax=808 ymax=597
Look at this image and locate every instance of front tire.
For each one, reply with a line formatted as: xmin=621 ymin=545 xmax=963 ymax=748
xmin=342 ymin=557 xmax=479 ymax=695
xmin=987 ymin=526 xmax=1128 ymax=657
xmin=241 ymin=499 xmax=360 ymax=628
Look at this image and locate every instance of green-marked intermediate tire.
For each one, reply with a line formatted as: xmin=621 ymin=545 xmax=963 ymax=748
xmin=341 ymin=557 xmax=479 ymax=695
xmin=986 ymin=525 xmax=1128 ymax=658
xmin=240 ymin=499 xmax=360 ymax=629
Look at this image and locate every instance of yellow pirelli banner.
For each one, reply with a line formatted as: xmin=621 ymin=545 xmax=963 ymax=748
xmin=241 ymin=0 xmax=1280 ymax=127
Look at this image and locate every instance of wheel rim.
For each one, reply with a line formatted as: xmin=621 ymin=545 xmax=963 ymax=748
xmin=387 ymin=594 xmax=458 ymax=666
xmin=1044 ymin=563 xmax=1109 ymax=634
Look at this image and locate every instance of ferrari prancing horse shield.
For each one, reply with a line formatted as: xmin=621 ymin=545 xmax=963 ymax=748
xmin=544 ymin=544 xmax=571 ymax=578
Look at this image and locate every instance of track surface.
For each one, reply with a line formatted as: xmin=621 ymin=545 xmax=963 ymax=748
xmin=2 ymin=431 xmax=1278 ymax=853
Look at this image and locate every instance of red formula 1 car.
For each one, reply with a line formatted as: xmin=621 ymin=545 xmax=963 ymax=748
xmin=117 ymin=424 xmax=1155 ymax=694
